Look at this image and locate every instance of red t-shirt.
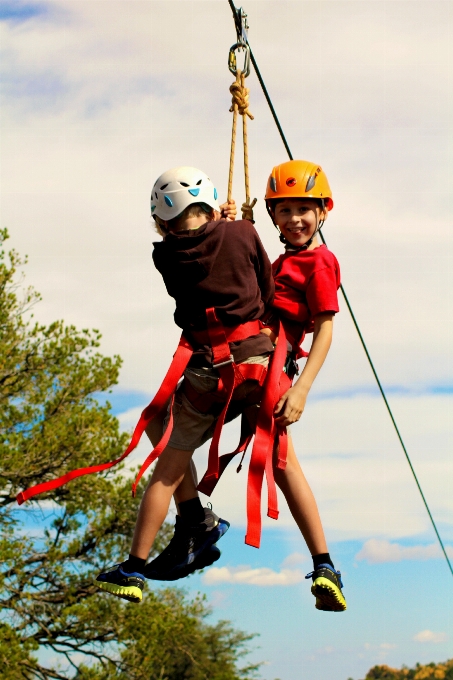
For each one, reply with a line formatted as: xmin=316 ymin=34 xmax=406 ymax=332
xmin=272 ymin=244 xmax=340 ymax=351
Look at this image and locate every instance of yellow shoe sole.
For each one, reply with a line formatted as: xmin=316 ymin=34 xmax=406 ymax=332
xmin=312 ymin=576 xmax=347 ymax=612
xmin=95 ymin=579 xmax=143 ymax=603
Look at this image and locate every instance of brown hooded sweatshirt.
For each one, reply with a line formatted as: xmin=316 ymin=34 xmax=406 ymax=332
xmin=152 ymin=219 xmax=275 ymax=365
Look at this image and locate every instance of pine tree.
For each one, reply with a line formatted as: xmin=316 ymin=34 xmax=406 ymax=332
xmin=0 ymin=229 xmax=260 ymax=680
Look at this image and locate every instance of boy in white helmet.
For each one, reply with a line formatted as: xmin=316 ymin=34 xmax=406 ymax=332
xmin=95 ymin=167 xmax=276 ymax=602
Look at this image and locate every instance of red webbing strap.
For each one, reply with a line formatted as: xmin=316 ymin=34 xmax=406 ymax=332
xmin=202 ymin=308 xmax=237 ymax=484
xmin=276 ymin=373 xmax=291 ymax=470
xmin=245 ymin=322 xmax=287 ymax=548
xmin=16 ymin=335 xmax=193 ymax=506
xmin=131 ymin=394 xmax=176 ymax=496
xmin=197 ymin=362 xmax=266 ymax=495
xmin=265 ymin=432 xmax=279 ymax=520
xmin=190 ymin=319 xmax=261 ymax=345
xmin=276 ymin=427 xmax=288 ymax=470
xmin=197 ymin=415 xmax=253 ymax=496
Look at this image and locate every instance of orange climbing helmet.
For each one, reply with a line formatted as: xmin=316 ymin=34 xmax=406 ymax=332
xmin=265 ymin=160 xmax=334 ymax=211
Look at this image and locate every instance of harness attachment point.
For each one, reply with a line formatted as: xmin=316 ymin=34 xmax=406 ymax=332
xmin=213 ymin=354 xmax=234 ymax=369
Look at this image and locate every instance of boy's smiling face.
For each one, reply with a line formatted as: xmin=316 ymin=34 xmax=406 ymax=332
xmin=272 ymin=197 xmax=327 ymax=249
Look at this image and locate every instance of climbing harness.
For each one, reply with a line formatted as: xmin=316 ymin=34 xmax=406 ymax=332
xmin=226 ymin=0 xmax=453 ymax=578
xmin=17 ymin=309 xmax=291 ymax=549
xmin=227 ymin=11 xmax=257 ymax=222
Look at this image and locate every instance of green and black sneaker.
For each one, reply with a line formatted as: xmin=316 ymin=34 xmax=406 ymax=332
xmin=95 ymin=563 xmax=145 ymax=603
xmin=305 ymin=564 xmax=347 ymax=612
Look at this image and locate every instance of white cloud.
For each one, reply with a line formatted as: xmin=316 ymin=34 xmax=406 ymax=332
xmin=208 ymin=590 xmax=227 ymax=609
xmin=202 ymin=565 xmax=304 ymax=587
xmin=413 ymin=630 xmax=448 ymax=644
xmin=113 ymin=392 xmax=453 ymax=542
xmin=355 ymin=539 xmax=453 ymax=564
xmin=1 ymin=0 xmax=453 ymax=394
xmin=187 ymin=392 xmax=453 ymax=541
xmin=281 ymin=552 xmax=309 ymax=568
xmin=3 ymin=2 xmax=453 ymax=548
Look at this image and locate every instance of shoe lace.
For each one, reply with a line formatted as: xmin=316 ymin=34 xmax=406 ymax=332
xmin=305 ymin=564 xmax=344 ymax=588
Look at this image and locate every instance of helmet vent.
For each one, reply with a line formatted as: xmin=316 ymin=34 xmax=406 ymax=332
xmin=196 ymin=179 xmax=202 ymax=185
xmin=164 ymin=195 xmax=173 ymax=207
xmin=179 ymin=182 xmax=189 ymax=187
xmin=306 ymin=176 xmax=316 ymax=191
xmin=160 ymin=183 xmax=169 ymax=190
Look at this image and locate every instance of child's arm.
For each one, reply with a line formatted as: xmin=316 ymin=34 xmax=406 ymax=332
xmin=274 ymin=313 xmax=334 ymax=427
xmin=219 ymin=200 xmax=237 ymax=221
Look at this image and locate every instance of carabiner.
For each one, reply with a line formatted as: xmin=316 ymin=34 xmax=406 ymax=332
xmin=228 ymin=42 xmax=251 ymax=78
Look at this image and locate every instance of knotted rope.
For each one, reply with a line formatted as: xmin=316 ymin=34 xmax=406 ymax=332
xmin=228 ymin=70 xmax=257 ymax=221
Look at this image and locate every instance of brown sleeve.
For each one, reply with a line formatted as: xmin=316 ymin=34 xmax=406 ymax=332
xmin=252 ymin=226 xmax=275 ymax=308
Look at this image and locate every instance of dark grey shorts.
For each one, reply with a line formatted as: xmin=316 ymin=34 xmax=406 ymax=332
xmin=164 ymin=354 xmax=269 ymax=451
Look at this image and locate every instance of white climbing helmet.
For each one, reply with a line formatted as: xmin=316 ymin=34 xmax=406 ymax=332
xmin=150 ymin=166 xmax=220 ymax=221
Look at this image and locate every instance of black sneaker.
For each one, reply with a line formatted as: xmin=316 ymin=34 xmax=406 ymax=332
xmin=144 ymin=507 xmax=229 ymax=581
xmin=95 ymin=563 xmax=145 ymax=603
xmin=305 ymin=564 xmax=347 ymax=612
xmin=163 ymin=545 xmax=221 ymax=581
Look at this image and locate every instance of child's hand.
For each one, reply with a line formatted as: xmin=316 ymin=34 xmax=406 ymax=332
xmin=274 ymin=386 xmax=307 ymax=427
xmin=219 ymin=200 xmax=237 ymax=222
xmin=260 ymin=326 xmax=277 ymax=344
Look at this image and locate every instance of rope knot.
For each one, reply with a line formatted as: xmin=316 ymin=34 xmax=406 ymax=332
xmin=241 ymin=197 xmax=257 ymax=222
xmin=229 ymin=72 xmax=254 ymax=120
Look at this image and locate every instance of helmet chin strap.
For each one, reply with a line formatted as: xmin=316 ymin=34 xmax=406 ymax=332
xmin=267 ymin=201 xmax=325 ymax=251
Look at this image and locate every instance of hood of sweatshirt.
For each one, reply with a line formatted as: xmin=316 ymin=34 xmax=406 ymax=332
xmin=152 ymin=220 xmax=226 ymax=298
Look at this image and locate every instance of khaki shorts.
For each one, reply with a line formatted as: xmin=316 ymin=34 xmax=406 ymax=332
xmin=164 ymin=354 xmax=269 ymax=451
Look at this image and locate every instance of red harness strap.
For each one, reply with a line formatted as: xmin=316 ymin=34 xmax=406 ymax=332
xmin=197 ymin=319 xmax=291 ymax=549
xmin=245 ymin=322 xmax=289 ymax=548
xmin=132 ymin=313 xmax=263 ymax=498
xmin=197 ymin=410 xmax=254 ymax=496
xmin=16 ymin=314 xmax=261 ymax=506
xmin=16 ymin=336 xmax=194 ymax=505
xmin=16 ymin=308 xmax=288 ymax=551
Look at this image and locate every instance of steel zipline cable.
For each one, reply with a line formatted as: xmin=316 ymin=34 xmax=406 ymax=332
xmin=226 ymin=0 xmax=453 ymax=579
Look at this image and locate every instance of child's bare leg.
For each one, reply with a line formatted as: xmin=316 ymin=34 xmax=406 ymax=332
xmin=174 ymin=461 xmax=199 ymax=504
xmin=130 ymin=446 xmax=194 ymax=559
xmin=145 ymin=417 xmax=200 ymax=506
xmin=273 ymin=437 xmax=328 ymax=556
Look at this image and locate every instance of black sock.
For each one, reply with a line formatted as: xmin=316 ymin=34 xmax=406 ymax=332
xmin=178 ymin=497 xmax=205 ymax=525
xmin=313 ymin=553 xmax=335 ymax=571
xmin=123 ymin=554 xmax=147 ymax=574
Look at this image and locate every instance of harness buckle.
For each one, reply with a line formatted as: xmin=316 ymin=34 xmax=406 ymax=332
xmin=213 ymin=354 xmax=234 ymax=369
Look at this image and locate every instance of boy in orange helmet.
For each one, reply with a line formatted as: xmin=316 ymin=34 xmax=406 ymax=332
xmin=260 ymin=159 xmax=345 ymax=611
xmin=156 ymin=160 xmax=346 ymax=612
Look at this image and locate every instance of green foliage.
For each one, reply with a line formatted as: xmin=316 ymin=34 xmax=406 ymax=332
xmin=0 ymin=229 xmax=260 ymax=680
xmin=360 ymin=658 xmax=453 ymax=680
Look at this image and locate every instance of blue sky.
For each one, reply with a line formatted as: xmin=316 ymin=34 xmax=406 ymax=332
xmin=0 ymin=2 xmax=47 ymax=22
xmin=1 ymin=1 xmax=452 ymax=679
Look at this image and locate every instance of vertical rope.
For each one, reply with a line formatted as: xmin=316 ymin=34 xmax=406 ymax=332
xmin=241 ymin=73 xmax=251 ymax=206
xmin=228 ymin=69 xmax=256 ymax=218
xmin=227 ymin=71 xmax=240 ymax=203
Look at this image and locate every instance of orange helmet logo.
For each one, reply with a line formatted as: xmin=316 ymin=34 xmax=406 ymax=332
xmin=265 ymin=159 xmax=334 ymax=211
